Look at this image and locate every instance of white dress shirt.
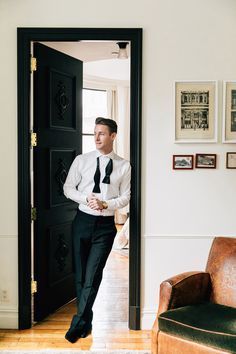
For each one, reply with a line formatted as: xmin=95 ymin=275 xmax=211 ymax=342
xmin=63 ymin=150 xmax=131 ymax=216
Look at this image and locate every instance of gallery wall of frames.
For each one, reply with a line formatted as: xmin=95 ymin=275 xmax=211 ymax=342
xmin=173 ymin=81 xmax=236 ymax=171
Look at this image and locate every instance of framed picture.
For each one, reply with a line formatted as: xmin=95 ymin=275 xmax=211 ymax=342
xmin=195 ymin=154 xmax=217 ymax=168
xmin=226 ymin=152 xmax=236 ymax=169
xmin=222 ymin=81 xmax=236 ymax=143
xmin=173 ymin=155 xmax=194 ymax=170
xmin=174 ymin=81 xmax=217 ymax=143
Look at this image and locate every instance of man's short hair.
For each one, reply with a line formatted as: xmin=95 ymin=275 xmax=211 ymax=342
xmin=95 ymin=117 xmax=117 ymax=134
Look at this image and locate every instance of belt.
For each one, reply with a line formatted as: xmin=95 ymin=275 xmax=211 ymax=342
xmin=77 ymin=209 xmax=115 ymax=222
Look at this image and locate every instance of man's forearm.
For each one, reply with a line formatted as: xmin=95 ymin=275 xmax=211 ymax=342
xmin=63 ymin=184 xmax=87 ymax=205
xmin=105 ymin=194 xmax=130 ymax=210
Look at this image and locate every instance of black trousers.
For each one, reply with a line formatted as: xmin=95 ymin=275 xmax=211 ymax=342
xmin=70 ymin=209 xmax=117 ymax=331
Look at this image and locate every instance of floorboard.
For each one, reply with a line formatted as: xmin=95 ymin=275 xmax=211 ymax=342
xmin=0 ymin=250 xmax=151 ymax=350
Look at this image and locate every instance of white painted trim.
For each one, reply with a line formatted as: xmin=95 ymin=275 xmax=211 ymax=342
xmin=0 ymin=307 xmax=18 ymax=312
xmin=142 ymin=307 xmax=158 ymax=315
xmin=0 ymin=235 xmax=17 ymax=238
xmin=0 ymin=310 xmax=18 ymax=329
xmin=142 ymin=234 xmax=216 ymax=239
xmin=141 ymin=307 xmax=157 ymax=330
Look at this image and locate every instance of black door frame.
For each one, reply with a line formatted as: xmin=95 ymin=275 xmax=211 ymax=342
xmin=17 ymin=27 xmax=142 ymax=330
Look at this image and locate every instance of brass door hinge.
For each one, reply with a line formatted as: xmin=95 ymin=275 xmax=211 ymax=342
xmin=31 ymin=132 xmax=37 ymax=147
xmin=31 ymin=57 xmax=37 ymax=72
xmin=31 ymin=280 xmax=37 ymax=294
xmin=31 ymin=207 xmax=37 ymax=221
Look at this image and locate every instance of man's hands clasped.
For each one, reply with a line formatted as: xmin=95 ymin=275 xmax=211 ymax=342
xmin=87 ymin=194 xmax=105 ymax=211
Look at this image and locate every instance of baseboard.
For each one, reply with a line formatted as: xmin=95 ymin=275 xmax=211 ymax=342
xmin=141 ymin=308 xmax=156 ymax=330
xmin=0 ymin=310 xmax=18 ymax=329
xmin=143 ymin=234 xmax=215 ymax=239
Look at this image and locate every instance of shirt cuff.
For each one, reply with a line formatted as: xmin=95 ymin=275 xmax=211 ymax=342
xmin=81 ymin=194 xmax=88 ymax=205
xmin=105 ymin=199 xmax=115 ymax=210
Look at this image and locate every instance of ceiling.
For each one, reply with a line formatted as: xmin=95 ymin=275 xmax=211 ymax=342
xmin=40 ymin=41 xmax=130 ymax=81
xmin=40 ymin=41 xmax=130 ymax=62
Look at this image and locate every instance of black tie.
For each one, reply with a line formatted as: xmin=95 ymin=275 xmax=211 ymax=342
xmin=92 ymin=157 xmax=113 ymax=193
xmin=102 ymin=158 xmax=113 ymax=184
xmin=92 ymin=157 xmax=101 ymax=193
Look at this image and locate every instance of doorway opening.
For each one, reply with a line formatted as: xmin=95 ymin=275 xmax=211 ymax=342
xmin=18 ymin=28 xmax=142 ymax=330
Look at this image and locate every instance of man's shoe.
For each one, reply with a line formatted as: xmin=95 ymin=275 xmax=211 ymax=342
xmin=65 ymin=327 xmax=82 ymax=343
xmin=80 ymin=324 xmax=92 ymax=338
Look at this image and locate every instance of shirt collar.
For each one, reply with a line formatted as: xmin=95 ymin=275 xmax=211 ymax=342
xmin=95 ymin=150 xmax=115 ymax=159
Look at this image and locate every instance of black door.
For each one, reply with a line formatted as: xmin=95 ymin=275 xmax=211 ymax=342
xmin=33 ymin=43 xmax=82 ymax=321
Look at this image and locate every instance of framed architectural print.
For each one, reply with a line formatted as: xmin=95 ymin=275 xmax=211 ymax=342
xmin=175 ymin=81 xmax=217 ymax=143
xmin=195 ymin=154 xmax=217 ymax=168
xmin=173 ymin=155 xmax=194 ymax=170
xmin=222 ymin=81 xmax=236 ymax=143
xmin=226 ymin=152 xmax=236 ymax=169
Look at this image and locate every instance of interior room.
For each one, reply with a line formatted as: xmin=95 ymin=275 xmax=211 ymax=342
xmin=38 ymin=39 xmax=131 ymax=333
xmin=0 ymin=0 xmax=236 ymax=353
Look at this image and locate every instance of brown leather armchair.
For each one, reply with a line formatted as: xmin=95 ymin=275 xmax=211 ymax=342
xmin=152 ymin=237 xmax=236 ymax=354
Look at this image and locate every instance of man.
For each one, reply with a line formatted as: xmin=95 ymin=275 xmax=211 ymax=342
xmin=63 ymin=117 xmax=131 ymax=343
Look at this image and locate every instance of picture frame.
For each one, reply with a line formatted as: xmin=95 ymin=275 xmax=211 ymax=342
xmin=222 ymin=81 xmax=236 ymax=143
xmin=226 ymin=152 xmax=236 ymax=169
xmin=195 ymin=154 xmax=217 ymax=169
xmin=173 ymin=155 xmax=194 ymax=170
xmin=174 ymin=81 xmax=218 ymax=143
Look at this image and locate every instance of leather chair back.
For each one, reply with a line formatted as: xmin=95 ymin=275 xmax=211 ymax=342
xmin=206 ymin=237 xmax=236 ymax=308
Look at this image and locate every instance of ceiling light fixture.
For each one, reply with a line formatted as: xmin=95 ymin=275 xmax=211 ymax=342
xmin=116 ymin=42 xmax=129 ymax=59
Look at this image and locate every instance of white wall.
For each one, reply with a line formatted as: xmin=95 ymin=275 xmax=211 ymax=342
xmin=0 ymin=0 xmax=236 ymax=329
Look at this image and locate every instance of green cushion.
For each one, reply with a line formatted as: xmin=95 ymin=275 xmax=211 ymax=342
xmin=158 ymin=302 xmax=236 ymax=353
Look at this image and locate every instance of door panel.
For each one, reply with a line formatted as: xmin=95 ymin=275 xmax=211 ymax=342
xmin=49 ymin=69 xmax=77 ymax=130
xmin=48 ymin=222 xmax=73 ymax=289
xmin=50 ymin=149 xmax=76 ymax=207
xmin=33 ymin=42 xmax=82 ymax=321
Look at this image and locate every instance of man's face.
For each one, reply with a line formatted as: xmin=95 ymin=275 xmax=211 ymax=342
xmin=94 ymin=124 xmax=116 ymax=153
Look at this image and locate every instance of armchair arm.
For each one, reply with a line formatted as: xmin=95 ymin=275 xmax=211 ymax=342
xmin=151 ymin=271 xmax=211 ymax=354
xmin=158 ymin=271 xmax=211 ymax=315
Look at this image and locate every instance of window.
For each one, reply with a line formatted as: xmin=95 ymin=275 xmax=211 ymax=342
xmin=82 ymin=88 xmax=108 ymax=153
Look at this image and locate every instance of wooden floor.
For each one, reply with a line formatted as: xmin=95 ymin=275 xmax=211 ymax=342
xmin=0 ymin=250 xmax=151 ymax=350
